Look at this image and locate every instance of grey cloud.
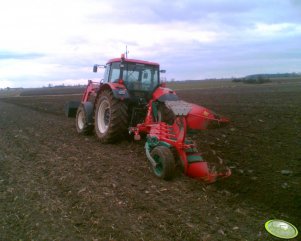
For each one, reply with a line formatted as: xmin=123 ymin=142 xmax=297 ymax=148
xmin=4 ymin=0 xmax=301 ymax=87
xmin=151 ymin=29 xmax=301 ymax=79
xmin=89 ymin=0 xmax=300 ymax=26
xmin=0 ymin=51 xmax=44 ymax=60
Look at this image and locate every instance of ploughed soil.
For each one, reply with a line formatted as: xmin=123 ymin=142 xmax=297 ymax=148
xmin=0 ymin=82 xmax=300 ymax=241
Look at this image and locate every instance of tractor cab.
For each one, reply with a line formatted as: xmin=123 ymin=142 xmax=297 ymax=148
xmin=96 ymin=56 xmax=163 ymax=102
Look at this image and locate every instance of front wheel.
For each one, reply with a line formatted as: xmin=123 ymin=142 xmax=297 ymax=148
xmin=150 ymin=146 xmax=176 ymax=180
xmin=76 ymin=104 xmax=93 ymax=135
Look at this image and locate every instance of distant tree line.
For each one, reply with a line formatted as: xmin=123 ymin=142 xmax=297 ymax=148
xmin=44 ymin=83 xmax=86 ymax=88
xmin=245 ymin=73 xmax=301 ymax=79
xmin=232 ymin=72 xmax=301 ymax=84
xmin=232 ymin=76 xmax=271 ymax=84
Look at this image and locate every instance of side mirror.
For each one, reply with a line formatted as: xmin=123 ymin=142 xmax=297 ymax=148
xmin=160 ymin=70 xmax=166 ymax=73
xmin=93 ymin=64 xmax=106 ymax=72
xmin=93 ymin=64 xmax=98 ymax=73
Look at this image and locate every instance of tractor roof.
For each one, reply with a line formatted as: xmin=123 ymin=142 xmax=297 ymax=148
xmin=107 ymin=58 xmax=159 ymax=66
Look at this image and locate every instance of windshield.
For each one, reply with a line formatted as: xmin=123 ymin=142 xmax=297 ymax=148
xmin=122 ymin=63 xmax=159 ymax=91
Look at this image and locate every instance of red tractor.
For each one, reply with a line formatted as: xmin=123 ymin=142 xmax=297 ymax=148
xmin=66 ymin=54 xmax=231 ymax=182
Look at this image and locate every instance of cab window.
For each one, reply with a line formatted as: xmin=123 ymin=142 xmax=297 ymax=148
xmin=122 ymin=63 xmax=159 ymax=91
xmin=109 ymin=62 xmax=121 ymax=83
xmin=103 ymin=64 xmax=110 ymax=83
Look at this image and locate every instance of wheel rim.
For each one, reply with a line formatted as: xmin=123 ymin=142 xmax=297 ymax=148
xmin=153 ymin=154 xmax=163 ymax=176
xmin=77 ymin=110 xmax=85 ymax=130
xmin=97 ymin=99 xmax=110 ymax=133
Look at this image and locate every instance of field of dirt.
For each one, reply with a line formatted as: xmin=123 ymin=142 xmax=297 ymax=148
xmin=0 ymin=82 xmax=300 ymax=240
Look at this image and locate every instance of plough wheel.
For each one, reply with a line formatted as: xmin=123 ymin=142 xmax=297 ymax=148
xmin=150 ymin=146 xmax=175 ymax=180
xmin=76 ymin=104 xmax=93 ymax=135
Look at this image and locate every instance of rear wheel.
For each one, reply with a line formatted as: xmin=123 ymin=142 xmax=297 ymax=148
xmin=94 ymin=90 xmax=128 ymax=143
xmin=150 ymin=146 xmax=175 ymax=180
xmin=76 ymin=104 xmax=93 ymax=135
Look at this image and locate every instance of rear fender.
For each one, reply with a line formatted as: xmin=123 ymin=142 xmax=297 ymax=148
xmin=98 ymin=83 xmax=130 ymax=100
xmin=152 ymin=86 xmax=179 ymax=102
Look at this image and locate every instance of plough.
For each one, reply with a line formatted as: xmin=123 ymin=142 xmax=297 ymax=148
xmin=66 ymin=55 xmax=231 ymax=182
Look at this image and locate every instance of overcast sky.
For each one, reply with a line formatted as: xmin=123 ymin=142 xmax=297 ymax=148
xmin=0 ymin=0 xmax=301 ymax=88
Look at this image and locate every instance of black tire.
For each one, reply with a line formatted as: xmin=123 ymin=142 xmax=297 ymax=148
xmin=157 ymin=102 xmax=175 ymax=124
xmin=94 ymin=90 xmax=128 ymax=143
xmin=150 ymin=146 xmax=175 ymax=180
xmin=76 ymin=104 xmax=93 ymax=135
